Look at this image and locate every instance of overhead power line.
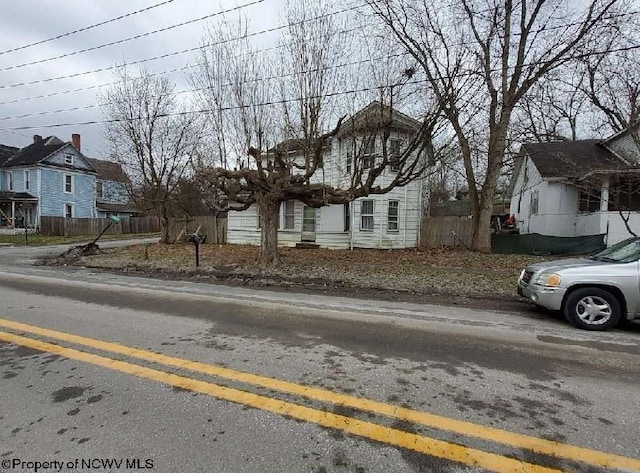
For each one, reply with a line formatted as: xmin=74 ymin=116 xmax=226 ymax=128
xmin=0 ymin=2 xmax=365 ymax=91
xmin=0 ymin=0 xmax=266 ymax=73
xmin=0 ymin=49 xmax=407 ymax=121
xmin=0 ymin=0 xmax=176 ymax=57
xmin=6 ymin=43 xmax=640 ymax=132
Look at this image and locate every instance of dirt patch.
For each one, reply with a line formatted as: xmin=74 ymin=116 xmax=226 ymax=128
xmin=44 ymin=243 xmax=556 ymax=313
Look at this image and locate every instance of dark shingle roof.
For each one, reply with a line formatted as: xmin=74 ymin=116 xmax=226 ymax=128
xmin=95 ymin=202 xmax=138 ymax=213
xmin=86 ymin=158 xmax=129 ymax=183
xmin=521 ymin=140 xmax=627 ymax=178
xmin=0 ymin=144 xmax=18 ymax=165
xmin=3 ymin=136 xmax=67 ymax=167
xmin=0 ymin=191 xmax=37 ymax=201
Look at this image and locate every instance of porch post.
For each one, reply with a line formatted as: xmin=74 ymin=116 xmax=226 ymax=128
xmin=600 ymin=178 xmax=609 ymax=212
xmin=10 ymin=201 xmax=15 ymax=228
xmin=600 ymin=178 xmax=610 ymax=238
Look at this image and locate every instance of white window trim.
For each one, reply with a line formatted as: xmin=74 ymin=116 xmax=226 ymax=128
xmin=387 ymin=200 xmax=399 ymax=233
xmin=360 ymin=199 xmax=374 ymax=231
xmin=283 ymin=200 xmax=295 ymax=230
xmin=65 ymin=154 xmax=74 ymax=165
xmin=8 ymin=171 xmax=13 ymax=191
xmin=64 ymin=173 xmax=74 ymax=194
xmin=23 ymin=170 xmax=30 ymax=190
xmin=64 ymin=203 xmax=73 ymax=218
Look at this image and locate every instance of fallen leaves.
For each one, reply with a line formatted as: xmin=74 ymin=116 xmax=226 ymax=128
xmin=80 ymin=243 xmax=555 ymax=298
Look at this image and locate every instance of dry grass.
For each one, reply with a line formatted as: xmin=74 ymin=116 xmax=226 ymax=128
xmin=81 ymin=243 xmax=557 ymax=297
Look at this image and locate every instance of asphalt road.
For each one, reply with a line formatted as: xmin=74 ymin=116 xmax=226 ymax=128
xmin=1 ymin=241 xmax=639 ymax=473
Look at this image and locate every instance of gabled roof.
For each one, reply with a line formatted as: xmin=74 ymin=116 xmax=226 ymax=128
xmin=0 ymin=144 xmax=18 ymax=165
xmin=337 ymin=101 xmax=422 ymax=137
xmin=86 ymin=158 xmax=129 ymax=183
xmin=520 ymin=140 xmax=627 ymax=178
xmin=2 ymin=136 xmax=68 ymax=167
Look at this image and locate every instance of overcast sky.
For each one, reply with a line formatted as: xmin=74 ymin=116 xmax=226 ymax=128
xmin=0 ymin=0 xmax=285 ymax=157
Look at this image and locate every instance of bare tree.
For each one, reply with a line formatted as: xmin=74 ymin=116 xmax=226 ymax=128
xmin=101 ymin=67 xmax=202 ymax=243
xmin=190 ymin=1 xmax=444 ymax=265
xmin=368 ymin=0 xmax=624 ymax=252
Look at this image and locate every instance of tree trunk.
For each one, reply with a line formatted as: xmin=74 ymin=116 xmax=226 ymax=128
xmin=159 ymin=202 xmax=170 ymax=244
xmin=471 ymin=119 xmax=510 ymax=253
xmin=257 ymin=195 xmax=280 ymax=266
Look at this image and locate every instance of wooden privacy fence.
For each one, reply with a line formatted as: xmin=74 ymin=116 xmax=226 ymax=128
xmin=420 ymin=216 xmax=473 ymax=248
xmin=40 ymin=216 xmax=160 ymax=237
xmin=166 ymin=216 xmax=227 ymax=244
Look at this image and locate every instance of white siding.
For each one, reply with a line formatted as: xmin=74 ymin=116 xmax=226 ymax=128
xmin=228 ymin=128 xmax=423 ymax=249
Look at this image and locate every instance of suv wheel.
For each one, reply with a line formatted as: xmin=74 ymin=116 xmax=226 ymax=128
xmin=563 ymin=288 xmax=621 ymax=331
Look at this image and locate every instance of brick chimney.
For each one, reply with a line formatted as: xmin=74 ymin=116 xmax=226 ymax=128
xmin=33 ymin=134 xmax=43 ymax=144
xmin=71 ymin=133 xmax=81 ymax=152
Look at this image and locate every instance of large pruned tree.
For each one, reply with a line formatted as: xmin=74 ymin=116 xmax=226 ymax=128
xmin=101 ymin=67 xmax=202 ymax=243
xmin=367 ymin=0 xmax=626 ymax=252
xmin=190 ymin=0 xmax=444 ymax=266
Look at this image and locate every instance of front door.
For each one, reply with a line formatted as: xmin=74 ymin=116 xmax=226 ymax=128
xmin=302 ymin=206 xmax=316 ymax=242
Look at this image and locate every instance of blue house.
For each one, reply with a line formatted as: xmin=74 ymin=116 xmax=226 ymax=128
xmin=0 ymin=134 xmax=136 ymax=229
xmin=86 ymin=158 xmax=137 ymax=219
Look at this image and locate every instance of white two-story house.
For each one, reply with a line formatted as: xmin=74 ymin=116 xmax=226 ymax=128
xmin=227 ymin=102 xmax=425 ymax=249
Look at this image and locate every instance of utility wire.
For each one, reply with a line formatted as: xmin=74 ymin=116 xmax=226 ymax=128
xmin=0 ymin=0 xmax=265 ymax=73
xmin=3 ymin=41 xmax=640 ymax=126
xmin=0 ymin=20 xmax=368 ymax=107
xmin=0 ymin=0 xmax=176 ymax=57
xmin=0 ymin=49 xmax=405 ymax=121
xmin=8 ymin=41 xmax=640 ymax=132
xmin=0 ymin=6 xmax=636 ymax=95
xmin=0 ymin=3 xmax=364 ymax=91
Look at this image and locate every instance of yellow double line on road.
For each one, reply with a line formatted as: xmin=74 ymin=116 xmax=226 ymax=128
xmin=1 ymin=318 xmax=638 ymax=473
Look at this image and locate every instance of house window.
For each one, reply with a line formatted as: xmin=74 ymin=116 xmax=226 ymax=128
xmin=387 ymin=200 xmax=399 ymax=232
xmin=65 ymin=154 xmax=73 ymax=165
xmin=579 ymin=189 xmax=601 ymax=213
xmin=360 ymin=200 xmax=374 ymax=231
xmin=24 ymin=171 xmax=30 ymax=190
xmin=346 ymin=152 xmax=352 ymax=174
xmin=8 ymin=171 xmax=13 ymax=191
xmin=96 ymin=181 xmax=103 ymax=199
xmin=344 ymin=203 xmax=350 ymax=232
xmin=530 ymin=190 xmax=539 ymax=215
xmin=64 ymin=204 xmax=73 ymax=218
xmin=64 ymin=174 xmax=73 ymax=193
xmin=362 ymin=138 xmax=376 ymax=169
xmin=283 ymin=200 xmax=294 ymax=229
xmin=389 ymin=139 xmax=401 ymax=172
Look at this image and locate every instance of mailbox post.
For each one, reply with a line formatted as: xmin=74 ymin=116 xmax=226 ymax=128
xmin=187 ymin=233 xmax=203 ymax=267
xmin=90 ymin=215 xmax=121 ymax=246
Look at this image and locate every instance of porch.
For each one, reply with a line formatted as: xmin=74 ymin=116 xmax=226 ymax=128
xmin=0 ymin=192 xmax=38 ymax=230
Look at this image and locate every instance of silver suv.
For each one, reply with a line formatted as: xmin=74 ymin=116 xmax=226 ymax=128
xmin=517 ymin=237 xmax=640 ymax=330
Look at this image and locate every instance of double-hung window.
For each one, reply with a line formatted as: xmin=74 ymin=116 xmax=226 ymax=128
xmin=8 ymin=171 xmax=13 ymax=191
xmin=64 ymin=204 xmax=73 ymax=218
xmin=387 ymin=200 xmax=399 ymax=232
xmin=360 ymin=200 xmax=374 ymax=231
xmin=530 ymin=189 xmax=539 ymax=215
xmin=64 ymin=174 xmax=73 ymax=194
xmin=24 ymin=171 xmax=30 ymax=190
xmin=283 ymin=200 xmax=295 ymax=229
xmin=362 ymin=138 xmax=376 ymax=169
xmin=96 ymin=181 xmax=103 ymax=199
xmin=389 ymin=139 xmax=401 ymax=172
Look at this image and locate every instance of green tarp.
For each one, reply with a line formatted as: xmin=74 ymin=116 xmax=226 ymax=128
xmin=491 ymin=233 xmax=606 ymax=255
